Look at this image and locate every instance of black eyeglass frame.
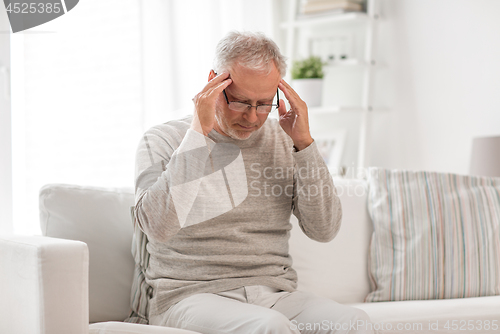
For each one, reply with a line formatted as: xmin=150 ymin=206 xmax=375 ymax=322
xmin=222 ymin=88 xmax=280 ymax=114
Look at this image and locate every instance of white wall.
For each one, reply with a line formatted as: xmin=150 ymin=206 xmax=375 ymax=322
xmin=369 ymin=0 xmax=500 ymax=174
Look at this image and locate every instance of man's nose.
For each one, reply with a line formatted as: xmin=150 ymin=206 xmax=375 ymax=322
xmin=243 ymin=107 xmax=259 ymax=123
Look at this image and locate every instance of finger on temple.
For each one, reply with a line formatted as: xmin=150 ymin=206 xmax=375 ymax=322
xmin=207 ymin=71 xmax=230 ymax=87
xmin=280 ymin=81 xmax=300 ymax=101
xmin=208 ymin=79 xmax=232 ymax=98
xmin=278 ymin=81 xmax=294 ymax=100
xmin=204 ymin=76 xmax=230 ymax=97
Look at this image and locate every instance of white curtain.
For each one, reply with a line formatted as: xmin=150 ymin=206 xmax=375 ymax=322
xmin=141 ymin=0 xmax=278 ymax=128
xmin=0 ymin=6 xmax=12 ymax=234
xmin=9 ymin=0 xmax=279 ymax=235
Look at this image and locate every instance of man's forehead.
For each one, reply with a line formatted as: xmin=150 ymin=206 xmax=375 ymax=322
xmin=229 ymin=63 xmax=280 ymax=81
xmin=226 ymin=84 xmax=277 ymax=101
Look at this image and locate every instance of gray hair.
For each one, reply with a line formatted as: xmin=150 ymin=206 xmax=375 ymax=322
xmin=213 ymin=31 xmax=287 ymax=77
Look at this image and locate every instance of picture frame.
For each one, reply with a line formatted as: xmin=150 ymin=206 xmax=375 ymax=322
xmin=314 ymin=130 xmax=347 ymax=175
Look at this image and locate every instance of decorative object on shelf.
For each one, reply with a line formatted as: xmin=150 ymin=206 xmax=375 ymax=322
xmin=313 ymin=130 xmax=347 ymax=175
xmin=300 ymin=0 xmax=365 ymax=16
xmin=469 ymin=135 xmax=500 ymax=178
xmin=310 ymin=34 xmax=353 ymax=64
xmin=291 ymin=56 xmax=325 ymax=107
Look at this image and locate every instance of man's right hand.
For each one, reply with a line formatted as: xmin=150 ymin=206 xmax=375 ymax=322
xmin=191 ymin=71 xmax=232 ymax=136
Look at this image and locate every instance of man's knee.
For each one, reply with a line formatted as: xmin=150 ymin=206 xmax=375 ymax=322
xmin=255 ymin=311 xmax=296 ymax=334
xmin=351 ymin=307 xmax=370 ymax=321
xmin=343 ymin=307 xmax=373 ymax=334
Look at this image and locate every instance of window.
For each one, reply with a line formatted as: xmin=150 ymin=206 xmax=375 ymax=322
xmin=9 ymin=0 xmax=277 ymax=235
xmin=11 ymin=0 xmax=143 ymax=234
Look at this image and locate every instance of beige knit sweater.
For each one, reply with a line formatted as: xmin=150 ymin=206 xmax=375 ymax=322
xmin=134 ymin=115 xmax=342 ymax=317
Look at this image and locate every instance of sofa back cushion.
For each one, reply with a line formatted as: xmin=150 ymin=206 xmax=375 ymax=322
xmin=289 ymin=179 xmax=372 ymax=304
xmin=365 ymin=168 xmax=500 ymax=302
xmin=39 ymin=184 xmax=135 ymax=323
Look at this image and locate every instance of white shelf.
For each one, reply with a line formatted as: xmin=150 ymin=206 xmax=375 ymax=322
xmin=326 ymin=59 xmax=368 ymax=67
xmin=309 ymin=106 xmax=362 ymax=113
xmin=280 ymin=11 xmax=369 ymax=29
xmin=309 ymin=106 xmax=389 ymax=114
xmin=324 ymin=59 xmax=385 ymax=68
xmin=281 ymin=0 xmax=382 ymax=169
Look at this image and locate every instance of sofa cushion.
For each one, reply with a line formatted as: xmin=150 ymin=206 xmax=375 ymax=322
xmin=289 ymin=179 xmax=372 ymax=304
xmin=365 ymin=168 xmax=500 ymax=302
xmin=39 ymin=184 xmax=135 ymax=323
xmin=351 ymin=295 xmax=500 ymax=334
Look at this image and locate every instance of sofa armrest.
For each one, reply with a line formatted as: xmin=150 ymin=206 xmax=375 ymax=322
xmin=0 ymin=235 xmax=89 ymax=334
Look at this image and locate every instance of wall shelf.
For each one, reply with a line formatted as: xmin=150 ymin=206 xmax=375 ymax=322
xmin=280 ymin=0 xmax=383 ymax=169
xmin=309 ymin=106 xmax=389 ymax=114
xmin=325 ymin=59 xmax=385 ymax=68
xmin=280 ymin=11 xmax=369 ymax=28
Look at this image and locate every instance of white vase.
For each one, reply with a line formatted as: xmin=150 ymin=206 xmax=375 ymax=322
xmin=291 ymin=78 xmax=323 ymax=108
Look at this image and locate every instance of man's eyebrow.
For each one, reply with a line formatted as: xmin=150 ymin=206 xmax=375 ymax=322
xmin=228 ymin=91 xmax=249 ymax=101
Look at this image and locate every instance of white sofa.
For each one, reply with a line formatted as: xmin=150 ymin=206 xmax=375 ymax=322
xmin=1 ymin=179 xmax=499 ymax=334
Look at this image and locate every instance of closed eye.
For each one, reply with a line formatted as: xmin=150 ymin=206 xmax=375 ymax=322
xmin=223 ymin=88 xmax=280 ymax=110
xmin=228 ymin=93 xmax=274 ymax=105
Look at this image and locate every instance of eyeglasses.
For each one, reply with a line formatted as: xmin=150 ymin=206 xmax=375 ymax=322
xmin=223 ymin=89 xmax=280 ymax=114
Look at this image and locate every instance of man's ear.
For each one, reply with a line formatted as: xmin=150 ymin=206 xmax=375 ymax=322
xmin=208 ymin=70 xmax=216 ymax=82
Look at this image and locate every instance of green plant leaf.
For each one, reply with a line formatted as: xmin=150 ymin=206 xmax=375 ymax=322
xmin=291 ymin=56 xmax=325 ymax=79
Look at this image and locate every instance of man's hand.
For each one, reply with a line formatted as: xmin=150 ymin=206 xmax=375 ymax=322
xmin=278 ymin=79 xmax=314 ymax=151
xmin=191 ymin=71 xmax=232 ymax=136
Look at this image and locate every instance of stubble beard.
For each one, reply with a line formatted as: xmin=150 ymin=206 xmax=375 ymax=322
xmin=214 ymin=108 xmax=255 ymax=141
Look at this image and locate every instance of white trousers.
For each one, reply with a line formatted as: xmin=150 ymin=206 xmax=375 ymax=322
xmin=149 ymin=286 xmax=374 ymax=334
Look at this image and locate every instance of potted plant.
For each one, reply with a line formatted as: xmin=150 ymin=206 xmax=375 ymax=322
xmin=291 ymin=56 xmax=325 ymax=107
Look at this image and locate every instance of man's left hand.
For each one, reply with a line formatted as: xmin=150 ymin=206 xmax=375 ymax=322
xmin=278 ymin=79 xmax=314 ymax=151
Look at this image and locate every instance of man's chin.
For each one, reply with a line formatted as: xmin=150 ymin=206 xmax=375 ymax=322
xmin=227 ymin=126 xmax=255 ymax=140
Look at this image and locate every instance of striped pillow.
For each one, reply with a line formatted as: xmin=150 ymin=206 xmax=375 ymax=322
xmin=365 ymin=168 xmax=500 ymax=302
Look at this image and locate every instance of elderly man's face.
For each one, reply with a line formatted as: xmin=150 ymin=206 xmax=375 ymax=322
xmin=212 ymin=63 xmax=281 ymax=140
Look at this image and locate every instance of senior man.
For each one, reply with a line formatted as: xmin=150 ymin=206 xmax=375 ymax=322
xmin=132 ymin=31 xmax=373 ymax=334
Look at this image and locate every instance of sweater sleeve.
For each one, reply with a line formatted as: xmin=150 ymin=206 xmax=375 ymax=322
xmin=291 ymin=140 xmax=342 ymax=243
xmin=134 ymin=126 xmax=215 ymax=243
